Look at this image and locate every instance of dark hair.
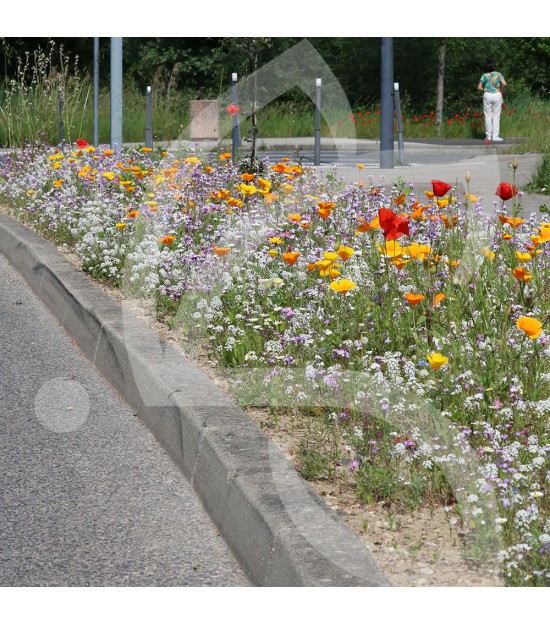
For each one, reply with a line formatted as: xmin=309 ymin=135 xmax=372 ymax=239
xmin=485 ymin=60 xmax=496 ymax=72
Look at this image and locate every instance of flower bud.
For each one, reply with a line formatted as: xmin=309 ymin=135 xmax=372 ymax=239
xmin=465 ymin=171 xmax=472 ymax=183
xmin=512 ymin=158 xmax=519 ymax=170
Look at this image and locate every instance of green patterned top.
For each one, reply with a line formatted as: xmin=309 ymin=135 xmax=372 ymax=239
xmin=480 ymin=71 xmax=505 ymax=93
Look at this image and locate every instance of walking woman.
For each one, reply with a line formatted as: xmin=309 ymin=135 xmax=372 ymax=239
xmin=478 ymin=60 xmax=507 ymax=143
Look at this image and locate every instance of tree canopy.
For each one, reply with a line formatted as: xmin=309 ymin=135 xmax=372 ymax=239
xmin=2 ymin=37 xmax=549 ymax=112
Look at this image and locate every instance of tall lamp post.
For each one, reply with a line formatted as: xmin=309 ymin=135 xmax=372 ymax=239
xmin=380 ymin=37 xmax=394 ymax=168
xmin=110 ymin=37 xmax=123 ymax=152
xmin=93 ymin=37 xmax=99 ymax=147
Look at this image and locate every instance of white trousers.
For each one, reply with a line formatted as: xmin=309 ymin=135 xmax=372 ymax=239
xmin=483 ymin=92 xmax=503 ymax=139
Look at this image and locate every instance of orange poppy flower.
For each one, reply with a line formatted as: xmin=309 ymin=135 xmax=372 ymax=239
xmin=513 ymin=267 xmax=533 ymax=282
xmin=392 ymin=258 xmax=411 ymax=270
xmin=126 ymin=210 xmax=140 ymax=219
xmin=405 ymin=293 xmax=425 ymax=306
xmin=240 ymin=172 xmax=256 ymax=182
xmin=158 ymin=235 xmax=176 ymax=246
xmin=433 ymin=293 xmax=447 ymax=307
xmin=213 ymin=246 xmax=231 ymax=257
xmin=440 ymin=215 xmax=458 ymax=229
xmin=357 ymin=216 xmax=380 ymax=232
xmin=282 ymin=251 xmax=301 ymax=265
xmin=287 ymin=213 xmax=303 ymax=222
xmin=499 ymin=215 xmax=525 ymax=228
xmin=516 ymin=316 xmax=543 ymax=339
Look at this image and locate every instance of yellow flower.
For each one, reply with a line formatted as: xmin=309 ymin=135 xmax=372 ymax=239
xmin=267 ymin=249 xmax=279 ymax=258
xmin=238 ymin=183 xmax=258 ymax=196
xmin=53 ymin=179 xmax=64 ymax=188
xmin=378 ymin=241 xmax=404 ymax=258
xmin=256 ymin=178 xmax=272 ymax=193
xmin=515 ymin=251 xmax=532 ymax=264
xmin=516 ymin=316 xmax=543 ymax=339
xmin=323 ymin=251 xmax=339 ymax=263
xmin=115 ymin=222 xmax=127 ymax=231
xmin=102 ymin=172 xmax=115 ymax=180
xmin=185 ymin=156 xmax=200 ymax=164
xmin=481 ymin=247 xmax=495 ymax=260
xmin=269 ymin=236 xmax=284 ymax=245
xmin=427 ymin=353 xmax=449 ymax=371
xmin=337 ymin=245 xmax=354 ymax=261
xmin=356 ymin=163 xmax=366 ymax=169
xmin=536 ymin=225 xmax=550 ymax=243
xmin=404 ymin=242 xmax=433 ymax=260
xmin=329 ymin=279 xmax=356 ymax=294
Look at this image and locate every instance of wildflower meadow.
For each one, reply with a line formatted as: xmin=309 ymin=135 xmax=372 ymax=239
xmin=0 ymin=138 xmax=548 ymax=586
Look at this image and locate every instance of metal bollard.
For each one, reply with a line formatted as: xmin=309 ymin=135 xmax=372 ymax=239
xmin=314 ymin=78 xmax=321 ymax=166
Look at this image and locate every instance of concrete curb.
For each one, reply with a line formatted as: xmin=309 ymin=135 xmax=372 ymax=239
xmin=0 ymin=213 xmax=390 ymax=587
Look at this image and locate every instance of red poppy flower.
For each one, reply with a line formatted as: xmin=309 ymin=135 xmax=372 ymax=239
xmin=495 ymin=182 xmax=519 ymax=201
xmin=75 ymin=138 xmax=89 ymax=147
xmin=378 ymin=208 xmax=410 ymax=241
xmin=226 ymin=104 xmax=240 ymax=116
xmin=431 ymin=180 xmax=452 ymax=197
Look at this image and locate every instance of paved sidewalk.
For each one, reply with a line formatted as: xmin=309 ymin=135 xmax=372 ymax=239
xmin=170 ymin=136 xmax=549 ymax=218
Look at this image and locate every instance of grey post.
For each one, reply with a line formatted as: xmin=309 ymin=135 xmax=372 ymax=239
xmin=110 ymin=37 xmax=123 ymax=152
xmin=380 ymin=37 xmax=394 ymax=168
xmin=231 ymin=72 xmax=241 ymax=163
xmin=314 ymin=78 xmax=321 ymax=166
xmin=93 ymin=37 xmax=99 ymax=147
xmin=394 ymin=82 xmax=405 ymax=165
xmin=145 ymin=86 xmax=153 ymax=148
xmin=58 ymin=81 xmax=64 ymax=145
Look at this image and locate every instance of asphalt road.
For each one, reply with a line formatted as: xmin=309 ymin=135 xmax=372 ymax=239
xmin=0 ymin=253 xmax=249 ymax=587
